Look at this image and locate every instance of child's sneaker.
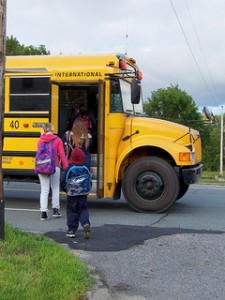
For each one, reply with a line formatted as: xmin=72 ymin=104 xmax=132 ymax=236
xmin=40 ymin=211 xmax=49 ymax=221
xmin=53 ymin=208 xmax=62 ymax=218
xmin=66 ymin=230 xmax=76 ymax=238
xmin=83 ymin=223 xmax=91 ymax=239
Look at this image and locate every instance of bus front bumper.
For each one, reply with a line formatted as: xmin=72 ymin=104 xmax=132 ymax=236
xmin=181 ymin=163 xmax=203 ymax=184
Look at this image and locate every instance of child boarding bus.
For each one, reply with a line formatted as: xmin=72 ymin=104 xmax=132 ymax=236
xmin=3 ymin=53 xmax=203 ymax=212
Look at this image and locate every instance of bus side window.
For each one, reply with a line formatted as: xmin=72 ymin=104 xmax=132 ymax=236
xmin=110 ymin=79 xmax=123 ymax=112
xmin=10 ymin=77 xmax=50 ymax=111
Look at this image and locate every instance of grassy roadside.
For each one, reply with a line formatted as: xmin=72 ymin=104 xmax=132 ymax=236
xmin=199 ymin=170 xmax=225 ymax=184
xmin=0 ymin=223 xmax=94 ymax=300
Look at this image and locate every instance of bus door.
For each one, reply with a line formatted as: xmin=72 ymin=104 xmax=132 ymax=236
xmin=51 ymin=83 xmax=59 ymax=134
xmin=57 ymin=83 xmax=99 ymax=138
xmin=97 ymin=80 xmax=105 ymax=198
xmin=57 ymin=82 xmax=101 ymax=196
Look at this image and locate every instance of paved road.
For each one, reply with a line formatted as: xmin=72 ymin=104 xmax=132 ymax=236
xmin=4 ymin=183 xmax=225 ymax=300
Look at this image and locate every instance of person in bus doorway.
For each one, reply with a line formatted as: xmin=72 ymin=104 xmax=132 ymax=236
xmin=63 ymin=104 xmax=96 ymax=157
xmin=76 ymin=104 xmax=97 ymax=152
xmin=36 ymin=123 xmax=68 ymax=220
xmin=71 ymin=117 xmax=91 ymax=170
xmin=60 ymin=147 xmax=91 ymax=239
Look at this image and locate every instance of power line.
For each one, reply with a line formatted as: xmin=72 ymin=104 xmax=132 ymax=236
xmin=184 ymin=0 xmax=219 ymax=105
xmin=170 ymin=0 xmax=217 ymax=106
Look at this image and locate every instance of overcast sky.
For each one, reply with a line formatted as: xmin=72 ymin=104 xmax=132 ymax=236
xmin=6 ymin=0 xmax=225 ymax=114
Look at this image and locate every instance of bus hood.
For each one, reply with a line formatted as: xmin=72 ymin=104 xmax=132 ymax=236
xmin=128 ymin=116 xmax=202 ymax=163
xmin=130 ymin=117 xmax=200 ymax=141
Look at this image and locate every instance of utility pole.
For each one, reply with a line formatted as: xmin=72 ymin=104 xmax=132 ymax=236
xmin=0 ymin=0 xmax=7 ymax=240
xmin=220 ymin=105 xmax=224 ymax=177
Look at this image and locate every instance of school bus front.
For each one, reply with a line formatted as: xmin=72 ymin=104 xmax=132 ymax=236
xmin=103 ymin=98 xmax=202 ymax=213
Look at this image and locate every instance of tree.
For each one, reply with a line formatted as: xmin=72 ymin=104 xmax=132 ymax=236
xmin=6 ymin=35 xmax=50 ymax=56
xmin=144 ymin=84 xmax=224 ymax=171
xmin=143 ymin=84 xmax=202 ymax=127
xmin=201 ymin=123 xmax=220 ymax=171
xmin=200 ymin=116 xmax=224 ymax=172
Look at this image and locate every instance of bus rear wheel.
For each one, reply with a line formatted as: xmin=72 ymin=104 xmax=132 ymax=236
xmin=122 ymin=156 xmax=179 ymax=213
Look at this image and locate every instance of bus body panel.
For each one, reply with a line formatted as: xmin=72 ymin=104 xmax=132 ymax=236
xmin=4 ymin=117 xmax=49 ymax=133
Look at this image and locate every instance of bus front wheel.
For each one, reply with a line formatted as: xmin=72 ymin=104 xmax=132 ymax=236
xmin=122 ymin=156 xmax=179 ymax=213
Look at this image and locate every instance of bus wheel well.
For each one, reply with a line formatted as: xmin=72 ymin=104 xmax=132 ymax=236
xmin=120 ymin=146 xmax=176 ymax=179
xmin=113 ymin=180 xmax=122 ymax=200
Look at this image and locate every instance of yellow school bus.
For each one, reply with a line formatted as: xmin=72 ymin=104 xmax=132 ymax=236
xmin=3 ymin=53 xmax=203 ymax=212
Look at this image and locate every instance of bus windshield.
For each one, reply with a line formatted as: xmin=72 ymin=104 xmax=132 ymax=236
xmin=110 ymin=78 xmax=143 ymax=115
xmin=120 ymin=79 xmax=143 ymax=116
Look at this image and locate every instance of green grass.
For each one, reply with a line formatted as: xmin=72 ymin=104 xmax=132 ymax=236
xmin=200 ymin=170 xmax=225 ymax=184
xmin=0 ymin=223 xmax=94 ymax=300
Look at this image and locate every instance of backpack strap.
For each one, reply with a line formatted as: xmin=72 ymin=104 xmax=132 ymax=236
xmin=64 ymin=131 xmax=73 ymax=159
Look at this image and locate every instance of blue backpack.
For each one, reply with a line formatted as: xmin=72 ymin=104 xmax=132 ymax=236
xmin=35 ymin=138 xmax=56 ymax=175
xmin=65 ymin=165 xmax=92 ymax=196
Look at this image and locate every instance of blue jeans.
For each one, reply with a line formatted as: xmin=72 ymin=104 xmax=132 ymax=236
xmin=67 ymin=195 xmax=90 ymax=232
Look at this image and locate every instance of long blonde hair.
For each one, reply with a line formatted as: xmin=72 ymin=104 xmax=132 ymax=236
xmin=72 ymin=117 xmax=90 ymax=149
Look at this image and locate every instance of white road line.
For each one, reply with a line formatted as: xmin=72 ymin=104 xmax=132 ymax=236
xmin=4 ymin=188 xmax=40 ymax=192
xmin=5 ymin=208 xmax=39 ymax=212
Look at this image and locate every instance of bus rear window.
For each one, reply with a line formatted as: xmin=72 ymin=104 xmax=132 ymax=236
xmin=9 ymin=77 xmax=50 ymax=111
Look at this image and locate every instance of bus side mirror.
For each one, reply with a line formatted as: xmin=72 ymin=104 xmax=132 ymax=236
xmin=131 ymin=79 xmax=141 ymax=104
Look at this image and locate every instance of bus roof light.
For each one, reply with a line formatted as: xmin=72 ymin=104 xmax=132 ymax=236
xmin=128 ymin=57 xmax=136 ymax=64
xmin=23 ymin=124 xmax=29 ymax=128
xmin=137 ymin=71 xmax=143 ymax=80
xmin=119 ymin=59 xmax=127 ymax=70
xmin=108 ymin=61 xmax=115 ymax=67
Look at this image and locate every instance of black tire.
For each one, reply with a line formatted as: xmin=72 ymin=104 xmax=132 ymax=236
xmin=175 ymin=180 xmax=189 ymax=201
xmin=122 ymin=156 xmax=179 ymax=213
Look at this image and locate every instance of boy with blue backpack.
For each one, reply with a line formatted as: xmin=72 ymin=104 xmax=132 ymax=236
xmin=60 ymin=147 xmax=91 ymax=239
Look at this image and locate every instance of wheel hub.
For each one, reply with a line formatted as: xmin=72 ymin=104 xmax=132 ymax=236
xmin=136 ymin=172 xmax=164 ymax=200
